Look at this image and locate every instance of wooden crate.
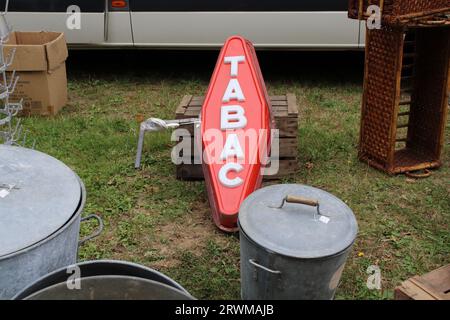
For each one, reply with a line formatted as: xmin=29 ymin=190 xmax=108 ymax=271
xmin=175 ymin=94 xmax=299 ymax=180
xmin=395 ymin=264 xmax=450 ymax=300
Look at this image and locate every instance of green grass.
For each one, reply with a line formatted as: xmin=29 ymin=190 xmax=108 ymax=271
xmin=15 ymin=51 xmax=450 ymax=300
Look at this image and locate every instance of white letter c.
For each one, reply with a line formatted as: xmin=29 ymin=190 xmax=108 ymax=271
xmin=218 ymin=163 xmax=243 ymax=188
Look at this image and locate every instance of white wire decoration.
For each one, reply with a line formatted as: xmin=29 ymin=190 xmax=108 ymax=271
xmin=0 ymin=0 xmax=32 ymax=147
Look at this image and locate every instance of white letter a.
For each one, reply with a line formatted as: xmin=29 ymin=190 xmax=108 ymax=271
xmin=223 ymin=79 xmax=245 ymax=102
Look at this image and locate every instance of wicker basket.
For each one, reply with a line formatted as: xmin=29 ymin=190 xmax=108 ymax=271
xmin=348 ymin=0 xmax=450 ymax=25
xmin=359 ymin=25 xmax=450 ymax=175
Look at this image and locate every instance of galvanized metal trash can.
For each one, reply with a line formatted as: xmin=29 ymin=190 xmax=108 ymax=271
xmin=0 ymin=145 xmax=101 ymax=299
xmin=238 ymin=184 xmax=358 ymax=300
xmin=14 ymin=260 xmax=195 ymax=300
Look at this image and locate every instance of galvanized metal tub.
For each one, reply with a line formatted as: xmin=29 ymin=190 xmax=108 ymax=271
xmin=0 ymin=146 xmax=102 ymax=299
xmin=14 ymin=260 xmax=194 ymax=300
xmin=239 ymin=184 xmax=358 ymax=300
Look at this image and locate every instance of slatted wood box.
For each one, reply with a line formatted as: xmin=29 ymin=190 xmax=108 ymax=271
xmin=174 ymin=94 xmax=299 ymax=180
xmin=395 ymin=264 xmax=450 ymax=300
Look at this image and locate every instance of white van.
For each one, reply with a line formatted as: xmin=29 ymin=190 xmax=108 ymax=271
xmin=3 ymin=0 xmax=363 ymax=49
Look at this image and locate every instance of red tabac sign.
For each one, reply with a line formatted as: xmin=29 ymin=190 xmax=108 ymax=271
xmin=201 ymin=36 xmax=273 ymax=232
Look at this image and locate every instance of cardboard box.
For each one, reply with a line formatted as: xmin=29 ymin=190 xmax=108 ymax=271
xmin=4 ymin=32 xmax=68 ymax=116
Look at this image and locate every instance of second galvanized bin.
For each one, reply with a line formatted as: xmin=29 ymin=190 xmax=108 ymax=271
xmin=14 ymin=260 xmax=194 ymax=300
xmin=238 ymin=184 xmax=358 ymax=300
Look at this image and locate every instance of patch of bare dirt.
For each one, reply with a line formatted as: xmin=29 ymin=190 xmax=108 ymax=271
xmin=82 ymin=197 xmax=237 ymax=270
xmin=150 ymin=201 xmax=230 ymax=269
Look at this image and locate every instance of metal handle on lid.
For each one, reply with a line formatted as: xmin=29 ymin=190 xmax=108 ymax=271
xmin=285 ymin=195 xmax=319 ymax=207
xmin=271 ymin=195 xmax=323 ymax=218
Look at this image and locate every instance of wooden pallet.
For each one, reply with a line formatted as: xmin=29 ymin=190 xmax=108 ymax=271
xmin=175 ymin=94 xmax=299 ymax=180
xmin=395 ymin=264 xmax=450 ymax=300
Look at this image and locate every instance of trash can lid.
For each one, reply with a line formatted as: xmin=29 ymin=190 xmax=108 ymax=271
xmin=238 ymin=184 xmax=358 ymax=259
xmin=0 ymin=145 xmax=82 ymax=257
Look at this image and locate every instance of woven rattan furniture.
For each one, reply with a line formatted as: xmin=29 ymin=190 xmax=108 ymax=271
xmin=359 ymin=25 xmax=449 ymax=175
xmin=348 ymin=0 xmax=450 ymax=25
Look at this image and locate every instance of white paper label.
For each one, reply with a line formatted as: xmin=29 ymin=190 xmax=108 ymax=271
xmin=0 ymin=189 xmax=10 ymax=198
xmin=319 ymin=215 xmax=330 ymax=224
